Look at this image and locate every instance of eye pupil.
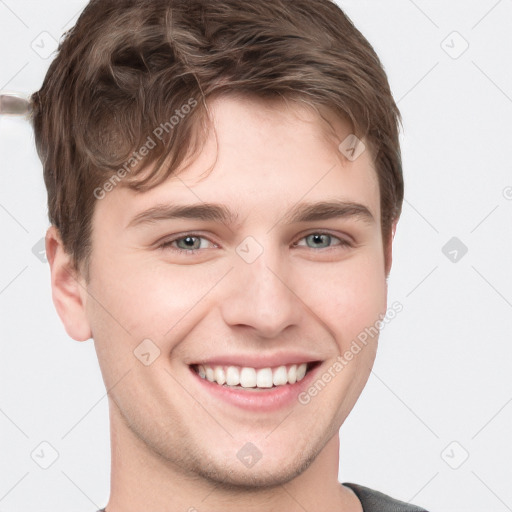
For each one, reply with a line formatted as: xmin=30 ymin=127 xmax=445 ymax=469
xmin=308 ymin=234 xmax=330 ymax=248
xmin=179 ymin=236 xmax=200 ymax=250
xmin=166 ymin=232 xmax=344 ymax=254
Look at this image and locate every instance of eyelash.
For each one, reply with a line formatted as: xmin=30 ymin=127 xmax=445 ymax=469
xmin=157 ymin=232 xmax=353 ymax=255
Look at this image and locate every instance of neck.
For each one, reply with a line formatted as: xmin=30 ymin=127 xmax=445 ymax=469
xmin=104 ymin=402 xmax=362 ymax=512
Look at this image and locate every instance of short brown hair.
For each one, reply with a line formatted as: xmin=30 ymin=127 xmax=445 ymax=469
xmin=30 ymin=0 xmax=403 ymax=279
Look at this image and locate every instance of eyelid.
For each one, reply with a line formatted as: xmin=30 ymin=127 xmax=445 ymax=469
xmin=157 ymin=230 xmax=354 ymax=254
xmin=293 ymin=229 xmax=354 ymax=247
xmin=157 ymin=232 xmax=218 ymax=251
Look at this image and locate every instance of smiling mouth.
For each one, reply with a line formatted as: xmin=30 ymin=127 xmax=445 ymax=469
xmin=191 ymin=361 xmax=321 ymax=389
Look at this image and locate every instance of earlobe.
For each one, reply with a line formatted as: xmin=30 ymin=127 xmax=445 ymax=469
xmin=45 ymin=226 xmax=92 ymax=342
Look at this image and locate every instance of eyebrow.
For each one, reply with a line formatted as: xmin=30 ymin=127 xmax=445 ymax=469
xmin=127 ymin=199 xmax=375 ymax=228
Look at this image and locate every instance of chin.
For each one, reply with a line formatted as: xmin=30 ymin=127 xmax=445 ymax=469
xmin=190 ymin=442 xmax=319 ymax=491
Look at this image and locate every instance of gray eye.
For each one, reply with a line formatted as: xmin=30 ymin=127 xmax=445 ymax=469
xmin=176 ymin=236 xmax=203 ymax=250
xmin=305 ymin=234 xmax=332 ymax=249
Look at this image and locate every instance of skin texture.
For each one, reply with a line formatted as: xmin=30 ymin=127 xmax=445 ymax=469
xmin=46 ymin=95 xmax=395 ymax=512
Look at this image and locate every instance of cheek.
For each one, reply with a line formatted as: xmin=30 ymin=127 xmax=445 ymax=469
xmin=87 ymin=254 xmax=229 ymax=344
xmin=294 ymin=252 xmax=387 ymax=349
xmin=87 ymin=239 xmax=386 ymax=361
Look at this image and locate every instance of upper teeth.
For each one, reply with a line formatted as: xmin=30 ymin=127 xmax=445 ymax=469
xmin=196 ymin=363 xmax=308 ymax=388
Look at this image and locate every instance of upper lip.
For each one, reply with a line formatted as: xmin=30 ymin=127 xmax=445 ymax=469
xmin=189 ymin=353 xmax=323 ymax=369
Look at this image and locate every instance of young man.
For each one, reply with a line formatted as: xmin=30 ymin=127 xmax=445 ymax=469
xmin=29 ymin=0 xmax=428 ymax=510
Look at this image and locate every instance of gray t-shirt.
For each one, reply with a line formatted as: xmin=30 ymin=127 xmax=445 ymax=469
xmin=343 ymin=483 xmax=429 ymax=511
xmin=96 ymin=482 xmax=429 ymax=511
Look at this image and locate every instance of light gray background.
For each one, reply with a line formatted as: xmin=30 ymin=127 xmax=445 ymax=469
xmin=1 ymin=1 xmax=511 ymax=511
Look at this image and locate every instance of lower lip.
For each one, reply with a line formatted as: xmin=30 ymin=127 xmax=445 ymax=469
xmin=189 ymin=364 xmax=321 ymax=412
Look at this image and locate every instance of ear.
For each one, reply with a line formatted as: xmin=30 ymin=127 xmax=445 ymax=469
xmin=384 ymin=219 xmax=398 ymax=278
xmin=45 ymin=225 xmax=92 ymax=341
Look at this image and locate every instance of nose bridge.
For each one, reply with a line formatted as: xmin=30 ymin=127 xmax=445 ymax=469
xmin=220 ymin=235 xmax=302 ymax=337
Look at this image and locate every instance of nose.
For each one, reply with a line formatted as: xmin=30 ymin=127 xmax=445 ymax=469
xmin=219 ymin=242 xmax=304 ymax=339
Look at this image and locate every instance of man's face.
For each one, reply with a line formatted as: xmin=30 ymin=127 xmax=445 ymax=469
xmin=84 ymin=95 xmax=388 ymax=487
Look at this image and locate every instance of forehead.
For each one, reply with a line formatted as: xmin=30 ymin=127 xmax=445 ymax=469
xmin=95 ymin=94 xmax=380 ymax=228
